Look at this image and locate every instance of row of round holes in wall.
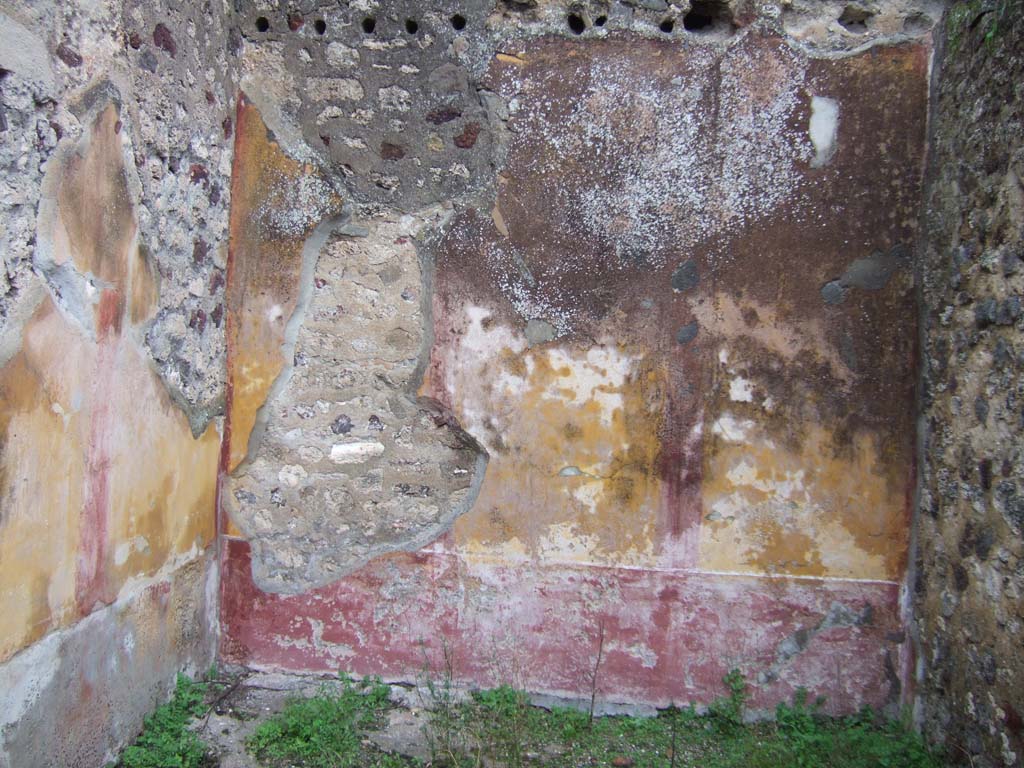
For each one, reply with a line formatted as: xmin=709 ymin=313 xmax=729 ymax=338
xmin=364 ymin=15 xmax=467 ymax=34
xmin=254 ymin=14 xmax=467 ymax=35
xmin=254 ymin=16 xmax=326 ymax=33
xmin=566 ymin=10 xmax=720 ymax=34
xmin=256 ymin=9 xmax=725 ymax=38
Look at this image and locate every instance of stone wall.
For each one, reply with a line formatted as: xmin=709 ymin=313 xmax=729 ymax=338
xmin=915 ymin=2 xmax=1024 ymax=766
xmin=219 ymin=0 xmax=941 ymax=719
xmin=0 ymin=0 xmax=234 ymax=765
xmin=9 ymin=0 xmax=1022 ymax=766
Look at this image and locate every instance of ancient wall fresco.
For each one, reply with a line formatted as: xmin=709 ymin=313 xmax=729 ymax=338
xmin=0 ymin=99 xmax=220 ymax=660
xmin=0 ymin=0 xmax=963 ymax=763
xmin=0 ymin=0 xmax=232 ymax=763
xmin=220 ymin=0 xmax=933 ymax=716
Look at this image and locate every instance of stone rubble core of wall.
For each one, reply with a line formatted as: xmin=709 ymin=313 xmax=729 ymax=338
xmin=914 ymin=1 xmax=1024 ymax=767
xmin=3 ymin=0 xmax=1021 ymax=767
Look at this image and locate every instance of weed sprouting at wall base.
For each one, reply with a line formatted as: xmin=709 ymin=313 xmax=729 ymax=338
xmin=409 ymin=669 xmax=946 ymax=768
xmin=114 ymin=675 xmax=213 ymax=768
xmin=246 ymin=673 xmax=408 ymax=768
xmin=113 ymin=667 xmax=948 ymax=767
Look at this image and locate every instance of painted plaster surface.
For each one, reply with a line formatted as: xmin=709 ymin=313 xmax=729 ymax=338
xmin=0 ymin=102 xmax=220 ymax=665
xmin=0 ymin=550 xmax=218 ymax=768
xmin=427 ymin=34 xmax=924 ymax=583
xmin=0 ymin=0 xmax=232 ymax=759
xmin=225 ymin=94 xmax=345 ymax=474
xmin=222 ymin=538 xmax=903 ymax=714
xmin=221 ymin=16 xmax=928 ymax=714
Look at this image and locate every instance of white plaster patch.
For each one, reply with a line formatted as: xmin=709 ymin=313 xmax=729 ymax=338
xmin=329 ymin=441 xmax=385 ymax=464
xmin=809 ymin=96 xmax=840 ymax=168
xmin=460 ymin=306 xmax=526 ymax=357
xmin=536 ymin=521 xmax=604 ymax=562
xmin=113 ymin=536 xmax=150 ymax=567
xmin=729 ymin=376 xmax=754 ymax=402
xmin=543 ymin=346 xmax=632 ymax=426
xmin=608 ymin=641 xmax=659 ymax=669
xmin=447 ymin=306 xmax=528 ymax=452
xmin=457 ymin=536 xmax=530 ymax=564
xmin=571 ymin=482 xmax=604 ymax=514
xmin=711 ymin=413 xmax=755 ymax=442
xmin=114 ymin=542 xmax=131 ymax=567
xmin=726 ymin=458 xmax=760 ymax=487
xmin=725 ymin=457 xmax=807 ymax=499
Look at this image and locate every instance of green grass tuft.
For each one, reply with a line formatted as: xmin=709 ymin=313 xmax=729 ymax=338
xmin=118 ymin=674 xmax=211 ymax=768
xmin=246 ymin=674 xmax=412 ymax=768
xmin=417 ymin=671 xmax=947 ymax=768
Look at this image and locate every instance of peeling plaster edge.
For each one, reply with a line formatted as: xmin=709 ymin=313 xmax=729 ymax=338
xmin=409 ymin=204 xmax=456 ymax=399
xmin=243 ymin=445 xmax=490 ymax=596
xmin=113 ymin=541 xmax=217 ymax=616
xmin=906 ymin=2 xmax=951 ymax=732
xmin=0 ymin=542 xmax=218 ymax=671
xmin=236 ymin=74 xmax=319 ymax=167
xmin=783 ymin=28 xmax=937 ymax=62
xmin=484 ymin=12 xmax=936 ymax=66
xmin=33 ymin=107 xmax=103 ymax=342
xmin=754 ymin=18 xmax=938 ymax=63
xmin=205 ymin=536 xmax=223 ymax=667
xmin=31 ymin=78 xmax=136 ymax=343
xmin=0 ymin=280 xmax=47 ymax=368
xmin=225 ymin=202 xmax=491 ymax=596
xmin=235 ymin=212 xmax=348 ymax=473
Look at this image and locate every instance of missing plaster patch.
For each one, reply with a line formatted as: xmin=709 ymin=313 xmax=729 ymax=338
xmin=225 ymin=214 xmax=487 ymax=595
xmin=809 ymin=96 xmax=839 ymax=168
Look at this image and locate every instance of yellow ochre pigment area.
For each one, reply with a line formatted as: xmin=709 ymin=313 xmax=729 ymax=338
xmin=438 ymin=306 xmax=666 ymax=566
xmin=0 ymin=103 xmax=219 ymax=664
xmin=0 ymin=302 xmax=86 ymax=659
xmin=700 ymin=420 xmax=906 ymax=581
xmin=225 ymin=96 xmax=344 ymax=472
xmin=694 ymin=292 xmax=911 ymax=582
